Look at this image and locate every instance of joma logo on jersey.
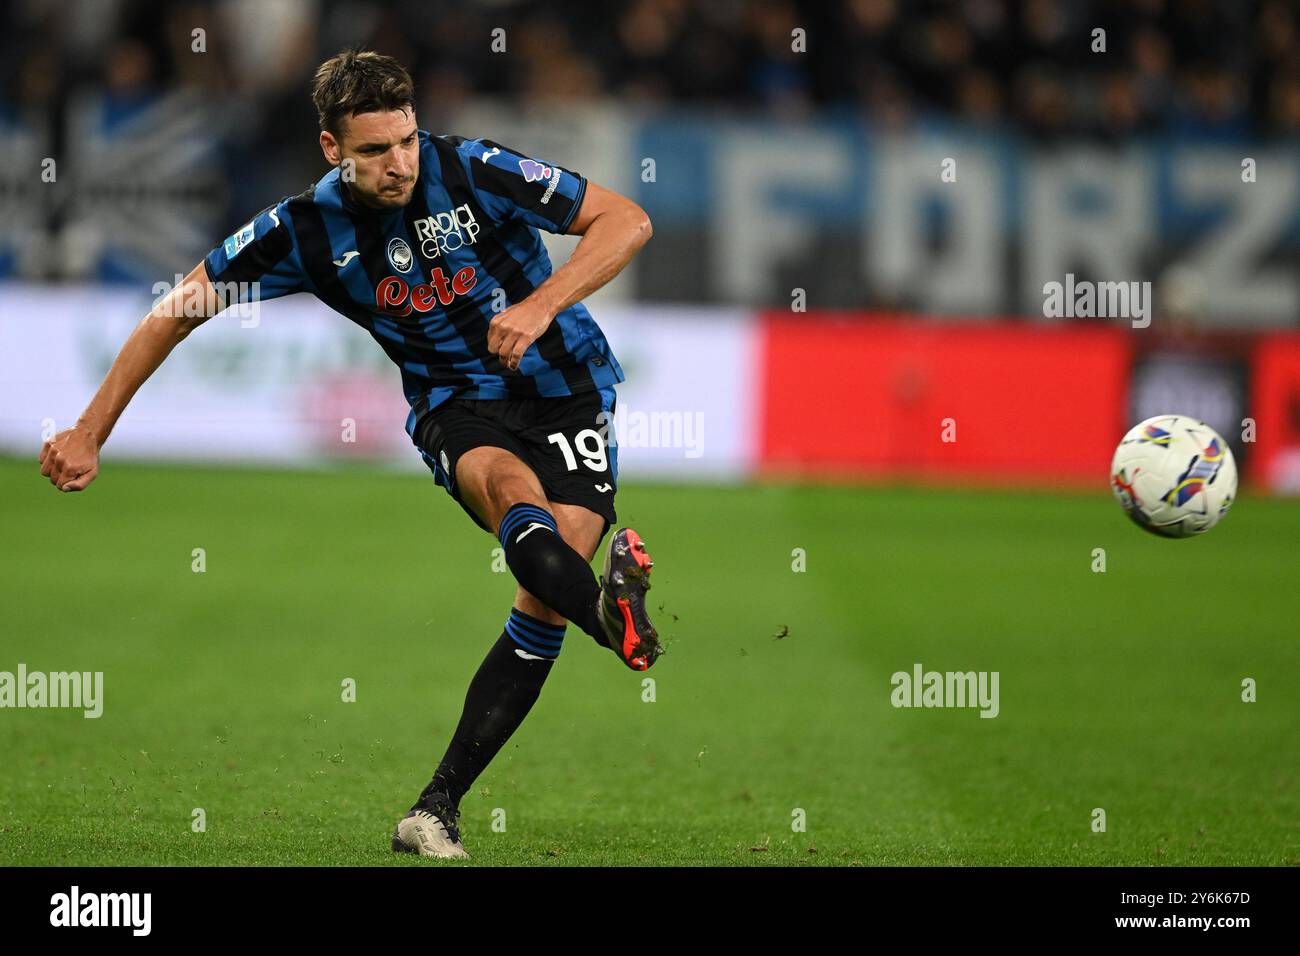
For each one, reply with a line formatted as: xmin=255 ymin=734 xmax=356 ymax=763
xmin=412 ymin=204 xmax=480 ymax=259
xmin=376 ymin=268 xmax=478 ymax=316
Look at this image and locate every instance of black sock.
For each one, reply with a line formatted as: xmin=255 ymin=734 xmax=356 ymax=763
xmin=496 ymin=503 xmax=603 ymax=639
xmin=415 ymin=608 xmax=566 ymax=810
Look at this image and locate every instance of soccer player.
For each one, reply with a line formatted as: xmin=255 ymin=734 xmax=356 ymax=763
xmin=37 ymin=50 xmax=662 ymax=860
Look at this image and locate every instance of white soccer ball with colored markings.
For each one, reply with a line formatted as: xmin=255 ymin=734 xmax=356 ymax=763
xmin=1110 ymin=414 xmax=1238 ymax=538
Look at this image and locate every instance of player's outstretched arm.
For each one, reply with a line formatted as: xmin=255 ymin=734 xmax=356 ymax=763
xmin=486 ymin=181 xmax=652 ymax=370
xmin=38 ymin=263 xmax=221 ymax=492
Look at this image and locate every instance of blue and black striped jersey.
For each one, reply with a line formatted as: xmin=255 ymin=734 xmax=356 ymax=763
xmin=203 ymin=131 xmax=625 ymax=437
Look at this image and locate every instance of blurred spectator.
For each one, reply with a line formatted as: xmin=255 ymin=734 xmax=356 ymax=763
xmin=6 ymin=0 xmax=1298 ymax=145
xmin=3 ymin=0 xmax=1297 ymax=283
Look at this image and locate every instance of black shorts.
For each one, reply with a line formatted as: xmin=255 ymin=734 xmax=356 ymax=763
xmin=412 ymin=386 xmax=619 ymax=537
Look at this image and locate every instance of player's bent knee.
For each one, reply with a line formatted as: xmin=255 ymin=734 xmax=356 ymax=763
xmin=515 ymin=588 xmax=565 ymax=627
xmin=456 ymin=448 xmax=546 ymax=529
xmin=485 ymin=472 xmax=547 ymax=529
xmin=492 ymin=480 xmax=546 ymax=518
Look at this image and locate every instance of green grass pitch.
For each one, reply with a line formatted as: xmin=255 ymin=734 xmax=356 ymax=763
xmin=1 ymin=456 xmax=1296 ymax=866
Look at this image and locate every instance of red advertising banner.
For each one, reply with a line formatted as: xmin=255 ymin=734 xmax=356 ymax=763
xmin=1251 ymin=333 xmax=1300 ymax=494
xmin=757 ymin=313 xmax=1132 ymax=485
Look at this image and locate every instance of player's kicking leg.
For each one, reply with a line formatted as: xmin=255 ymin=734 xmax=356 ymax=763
xmin=392 ymin=449 xmax=660 ymax=859
xmin=453 ymin=446 xmax=662 ymax=670
xmin=503 ymin=505 xmax=659 ymax=671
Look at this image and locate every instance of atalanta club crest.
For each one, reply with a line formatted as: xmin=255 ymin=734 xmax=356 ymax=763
xmin=387 ymin=237 xmax=413 ymax=273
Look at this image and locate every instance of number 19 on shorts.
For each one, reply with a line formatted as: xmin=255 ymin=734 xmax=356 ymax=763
xmin=548 ymin=428 xmax=608 ymax=472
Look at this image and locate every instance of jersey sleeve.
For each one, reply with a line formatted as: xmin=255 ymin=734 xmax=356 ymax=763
xmin=457 ymin=139 xmax=588 ymax=234
xmin=203 ymin=198 xmax=307 ymax=304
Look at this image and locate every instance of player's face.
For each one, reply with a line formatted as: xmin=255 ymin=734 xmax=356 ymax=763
xmin=322 ymin=109 xmax=419 ymax=210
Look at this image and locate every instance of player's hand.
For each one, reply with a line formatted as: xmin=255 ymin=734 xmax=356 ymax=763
xmin=39 ymin=426 xmax=101 ymax=492
xmin=487 ymin=299 xmax=553 ymax=372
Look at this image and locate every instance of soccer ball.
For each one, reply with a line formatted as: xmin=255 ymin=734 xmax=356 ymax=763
xmin=1110 ymin=414 xmax=1237 ymax=538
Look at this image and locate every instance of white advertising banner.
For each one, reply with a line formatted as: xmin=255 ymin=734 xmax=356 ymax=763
xmin=0 ymin=285 xmax=756 ymax=479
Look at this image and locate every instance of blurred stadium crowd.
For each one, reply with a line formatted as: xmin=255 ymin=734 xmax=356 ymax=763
xmin=3 ymin=0 xmax=1297 ymax=298
xmin=5 ymin=0 xmax=1300 ymax=138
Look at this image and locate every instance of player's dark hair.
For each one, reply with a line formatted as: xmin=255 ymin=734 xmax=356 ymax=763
xmin=311 ymin=49 xmax=415 ymax=136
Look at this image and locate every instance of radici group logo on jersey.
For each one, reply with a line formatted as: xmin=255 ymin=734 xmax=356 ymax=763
xmin=411 ymin=204 xmax=481 ymax=260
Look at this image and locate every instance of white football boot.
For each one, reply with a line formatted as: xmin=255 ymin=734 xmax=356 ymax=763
xmin=391 ymin=802 xmax=470 ymax=860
